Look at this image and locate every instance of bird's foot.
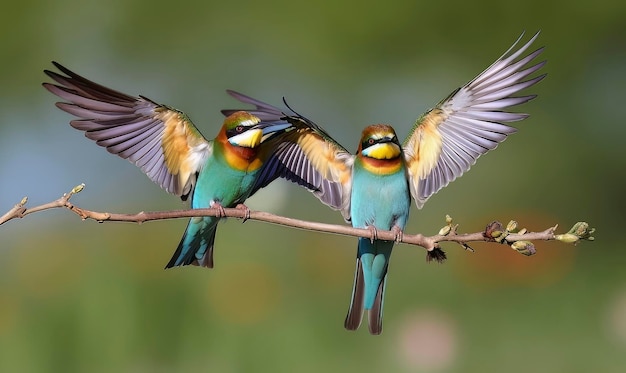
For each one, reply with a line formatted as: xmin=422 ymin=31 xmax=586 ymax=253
xmin=391 ymin=226 xmax=404 ymax=243
xmin=235 ymin=203 xmax=251 ymax=222
xmin=211 ymin=202 xmax=226 ymax=218
xmin=367 ymin=225 xmax=378 ymax=243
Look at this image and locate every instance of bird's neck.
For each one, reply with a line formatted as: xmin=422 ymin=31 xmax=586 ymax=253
xmin=216 ymin=137 xmax=263 ymax=172
xmin=357 ymin=155 xmax=404 ymax=175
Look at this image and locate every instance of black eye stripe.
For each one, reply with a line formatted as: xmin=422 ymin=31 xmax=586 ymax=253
xmin=362 ymin=135 xmax=396 ymax=149
xmin=226 ymin=125 xmax=252 ymax=138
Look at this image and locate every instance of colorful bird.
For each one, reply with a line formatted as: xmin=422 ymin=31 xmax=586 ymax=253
xmin=222 ymin=32 xmax=546 ymax=334
xmin=43 ymin=62 xmax=290 ymax=269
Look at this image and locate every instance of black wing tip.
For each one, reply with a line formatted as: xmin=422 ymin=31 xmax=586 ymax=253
xmin=41 ymin=81 xmax=56 ymax=91
xmin=224 ymin=89 xmax=247 ymax=100
xmin=225 ymin=88 xmax=241 ymax=97
xmin=535 ymin=72 xmax=548 ymax=83
xmin=42 ymin=69 xmax=70 ymax=87
xmin=42 ymin=69 xmax=57 ymax=79
xmin=47 ymin=61 xmax=76 ymax=79
xmin=138 ymin=94 xmax=159 ymax=106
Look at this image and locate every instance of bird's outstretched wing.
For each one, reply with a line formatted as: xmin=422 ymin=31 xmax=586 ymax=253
xmin=223 ymin=91 xmax=354 ymax=221
xmin=43 ymin=62 xmax=212 ymax=200
xmin=402 ymin=31 xmax=546 ymax=208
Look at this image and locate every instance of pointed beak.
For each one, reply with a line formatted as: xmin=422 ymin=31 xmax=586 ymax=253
xmin=257 ymin=121 xmax=293 ymax=142
xmin=228 ymin=128 xmax=264 ymax=148
xmin=258 ymin=121 xmax=292 ymax=135
xmin=362 ymin=141 xmax=401 ymax=160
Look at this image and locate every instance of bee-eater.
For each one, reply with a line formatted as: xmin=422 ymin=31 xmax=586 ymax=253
xmin=43 ymin=62 xmax=289 ymax=269
xmin=223 ymin=32 xmax=546 ymax=334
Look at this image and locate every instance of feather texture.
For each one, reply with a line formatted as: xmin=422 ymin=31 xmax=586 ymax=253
xmin=220 ymin=32 xmax=546 ymax=334
xmin=43 ymin=62 xmax=211 ymax=200
xmin=403 ymin=31 xmax=546 ymax=208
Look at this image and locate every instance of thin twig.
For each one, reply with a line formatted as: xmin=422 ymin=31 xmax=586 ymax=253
xmin=1 ymin=185 xmax=594 ymax=260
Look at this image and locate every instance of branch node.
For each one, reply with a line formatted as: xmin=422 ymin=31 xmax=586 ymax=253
xmin=438 ymin=215 xmax=457 ymax=236
xmin=483 ymin=221 xmax=506 ymax=242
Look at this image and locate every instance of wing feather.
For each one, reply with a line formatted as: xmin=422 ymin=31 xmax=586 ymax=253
xmin=265 ymin=124 xmax=354 ymax=221
xmin=403 ymin=32 xmax=546 ymax=208
xmin=223 ymin=91 xmax=354 ymax=220
xmin=43 ymin=62 xmax=212 ymax=199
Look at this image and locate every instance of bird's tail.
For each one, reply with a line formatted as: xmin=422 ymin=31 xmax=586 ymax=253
xmin=344 ymin=258 xmax=365 ymax=330
xmin=164 ymin=217 xmax=218 ymax=269
xmin=367 ymin=271 xmax=387 ymax=335
xmin=345 ymin=238 xmax=391 ymax=334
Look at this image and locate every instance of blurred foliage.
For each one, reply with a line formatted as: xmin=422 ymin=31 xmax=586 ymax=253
xmin=1 ymin=0 xmax=625 ymax=372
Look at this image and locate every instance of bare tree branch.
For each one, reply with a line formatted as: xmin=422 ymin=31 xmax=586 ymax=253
xmin=1 ymin=184 xmax=595 ymax=262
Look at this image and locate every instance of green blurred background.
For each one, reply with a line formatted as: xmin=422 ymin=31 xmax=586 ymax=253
xmin=1 ymin=0 xmax=625 ymax=372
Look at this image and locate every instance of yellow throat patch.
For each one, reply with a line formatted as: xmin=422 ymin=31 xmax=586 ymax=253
xmin=362 ymin=142 xmax=401 ymax=160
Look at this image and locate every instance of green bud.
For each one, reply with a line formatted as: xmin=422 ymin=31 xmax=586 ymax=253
xmin=445 ymin=215 xmax=453 ymax=224
xmin=484 ymin=221 xmax=504 ymax=241
xmin=438 ymin=225 xmax=451 ymax=236
xmin=511 ymin=240 xmax=536 ymax=256
xmin=555 ymin=233 xmax=579 ymax=244
xmin=506 ymin=220 xmax=518 ymax=232
xmin=71 ymin=183 xmax=85 ymax=194
xmin=19 ymin=196 xmax=28 ymax=206
xmin=517 ymin=228 xmax=527 ymax=235
xmin=567 ymin=222 xmax=595 ymax=241
xmin=568 ymin=222 xmax=586 ymax=235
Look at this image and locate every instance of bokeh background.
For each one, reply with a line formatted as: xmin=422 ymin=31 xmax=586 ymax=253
xmin=1 ymin=0 xmax=624 ymax=372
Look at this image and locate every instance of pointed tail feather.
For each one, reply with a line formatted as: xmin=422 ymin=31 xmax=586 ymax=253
xmin=164 ymin=217 xmax=217 ymax=269
xmin=192 ymin=230 xmax=217 ymax=268
xmin=357 ymin=237 xmax=392 ymax=334
xmin=368 ymin=273 xmax=387 ymax=335
xmin=344 ymin=258 xmax=365 ymax=330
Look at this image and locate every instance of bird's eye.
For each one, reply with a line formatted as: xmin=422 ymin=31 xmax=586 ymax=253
xmin=368 ymin=138 xmax=375 ymax=145
xmin=236 ymin=125 xmax=244 ymax=132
